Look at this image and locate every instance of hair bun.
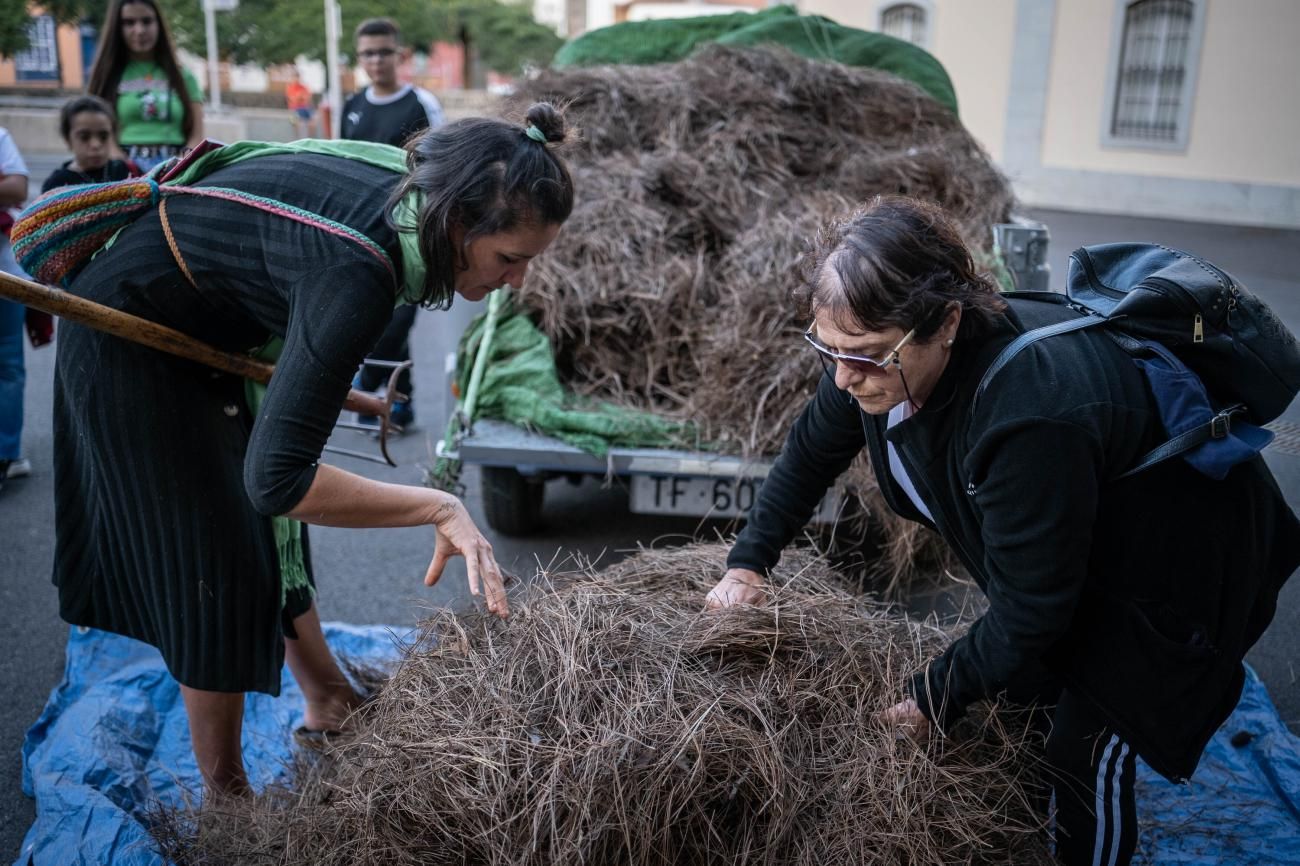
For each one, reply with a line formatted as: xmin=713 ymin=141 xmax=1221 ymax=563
xmin=525 ymin=102 xmax=568 ymax=145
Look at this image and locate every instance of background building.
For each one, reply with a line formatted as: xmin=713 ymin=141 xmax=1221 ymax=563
xmin=5 ymin=0 xmax=1295 ymax=228
xmin=0 ymin=7 xmax=90 ymax=90
xmin=798 ymin=0 xmax=1300 ymax=229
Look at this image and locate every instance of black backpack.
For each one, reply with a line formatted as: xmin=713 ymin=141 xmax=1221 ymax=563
xmin=976 ymin=243 xmax=1300 ymax=479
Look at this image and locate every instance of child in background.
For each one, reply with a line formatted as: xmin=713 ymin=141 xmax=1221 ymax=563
xmin=42 ymin=96 xmax=137 ymax=193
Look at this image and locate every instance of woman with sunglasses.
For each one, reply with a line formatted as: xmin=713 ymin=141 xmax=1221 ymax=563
xmin=705 ymin=196 xmax=1299 ymax=865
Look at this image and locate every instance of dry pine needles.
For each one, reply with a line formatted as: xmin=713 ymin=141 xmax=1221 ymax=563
xmin=505 ymin=45 xmax=1015 ymax=456
xmin=496 ymin=46 xmax=1015 ymax=591
xmin=154 ymin=544 xmax=1050 ymax=866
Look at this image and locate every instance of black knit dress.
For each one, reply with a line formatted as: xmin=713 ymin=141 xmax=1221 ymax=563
xmin=52 ymin=153 xmax=404 ymax=695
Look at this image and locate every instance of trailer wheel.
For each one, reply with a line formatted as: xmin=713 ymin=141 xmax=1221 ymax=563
xmin=481 ymin=467 xmax=545 ymax=536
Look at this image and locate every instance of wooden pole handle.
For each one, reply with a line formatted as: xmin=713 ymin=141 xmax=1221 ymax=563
xmin=0 ymin=269 xmax=385 ymax=416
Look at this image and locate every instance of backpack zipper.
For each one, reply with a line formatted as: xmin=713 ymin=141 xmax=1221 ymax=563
xmin=1143 ymin=276 xmax=1221 ymax=346
xmin=1079 ymin=250 xmax=1234 ymax=345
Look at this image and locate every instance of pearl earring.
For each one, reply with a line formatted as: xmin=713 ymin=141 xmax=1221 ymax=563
xmin=945 ymin=338 xmax=954 ymax=347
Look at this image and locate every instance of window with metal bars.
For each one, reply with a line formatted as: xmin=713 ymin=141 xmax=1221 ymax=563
xmin=880 ymin=3 xmax=927 ymax=47
xmin=1111 ymin=0 xmax=1195 ymax=143
xmin=15 ymin=14 xmax=59 ymax=82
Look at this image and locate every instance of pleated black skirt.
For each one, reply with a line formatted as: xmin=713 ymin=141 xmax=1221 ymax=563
xmin=51 ymin=237 xmax=314 ymax=696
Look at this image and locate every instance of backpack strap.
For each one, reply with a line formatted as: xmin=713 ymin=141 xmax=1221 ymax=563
xmin=158 ymin=198 xmax=198 ymax=290
xmin=973 ymin=314 xmax=1249 ymax=481
xmin=161 ymin=184 xmax=397 ymax=287
xmin=972 ymin=314 xmax=1107 ymax=411
xmin=13 ymin=165 xmax=400 ymax=290
xmin=1113 ymin=403 xmax=1247 ymax=479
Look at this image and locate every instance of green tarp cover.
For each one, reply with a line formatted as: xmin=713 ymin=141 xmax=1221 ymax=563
xmin=554 ymin=5 xmax=958 ymax=116
xmin=455 ymin=297 xmax=694 ymax=456
xmin=555 ymin=5 xmax=794 ymax=68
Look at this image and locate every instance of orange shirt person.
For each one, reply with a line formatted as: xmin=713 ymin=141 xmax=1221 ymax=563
xmin=285 ymin=71 xmax=316 ymax=138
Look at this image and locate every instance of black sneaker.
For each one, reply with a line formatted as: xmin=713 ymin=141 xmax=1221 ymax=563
xmin=390 ymin=401 xmax=415 ymax=429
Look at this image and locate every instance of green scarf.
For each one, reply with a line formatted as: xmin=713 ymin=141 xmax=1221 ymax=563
xmin=244 ymin=337 xmax=311 ymax=611
xmin=391 ymin=189 xmax=427 ymax=307
xmin=167 ymin=139 xmax=428 ymax=305
xmin=170 ymin=140 xmax=429 ymax=610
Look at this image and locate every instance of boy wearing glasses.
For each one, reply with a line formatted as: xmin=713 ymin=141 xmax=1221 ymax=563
xmin=342 ymin=18 xmax=444 ymax=147
xmin=342 ymin=18 xmax=445 ymax=429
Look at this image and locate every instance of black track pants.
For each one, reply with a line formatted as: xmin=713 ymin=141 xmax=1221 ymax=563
xmin=1046 ymin=689 xmax=1139 ymax=866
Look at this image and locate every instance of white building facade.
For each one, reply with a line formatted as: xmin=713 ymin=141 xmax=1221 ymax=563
xmin=535 ymin=0 xmax=570 ymax=36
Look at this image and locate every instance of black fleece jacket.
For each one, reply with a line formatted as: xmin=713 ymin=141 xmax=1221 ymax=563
xmin=728 ymin=298 xmax=1300 ymax=781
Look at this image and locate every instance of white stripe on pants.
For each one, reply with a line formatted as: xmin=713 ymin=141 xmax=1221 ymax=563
xmin=1092 ymin=735 xmax=1131 ymax=866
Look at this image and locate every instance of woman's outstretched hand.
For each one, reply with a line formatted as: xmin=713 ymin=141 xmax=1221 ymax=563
xmin=704 ymin=567 xmax=767 ymax=610
xmin=880 ymin=698 xmax=931 ymax=742
xmin=284 ymin=466 xmax=510 ymax=619
xmin=424 ymin=496 xmax=510 ymax=619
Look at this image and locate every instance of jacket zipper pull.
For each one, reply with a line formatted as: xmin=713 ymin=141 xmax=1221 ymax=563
xmin=1193 ymin=313 xmax=1204 ymax=343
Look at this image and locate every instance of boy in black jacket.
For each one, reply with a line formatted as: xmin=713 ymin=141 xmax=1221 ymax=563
xmin=341 ymin=18 xmax=445 ymax=429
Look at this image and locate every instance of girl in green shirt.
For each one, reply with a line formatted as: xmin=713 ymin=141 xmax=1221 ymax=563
xmin=87 ymin=0 xmax=205 ymax=172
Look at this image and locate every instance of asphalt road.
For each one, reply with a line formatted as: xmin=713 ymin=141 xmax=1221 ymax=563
xmin=1 ymin=152 xmax=1297 ymax=859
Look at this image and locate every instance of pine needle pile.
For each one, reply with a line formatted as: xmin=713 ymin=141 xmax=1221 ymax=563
xmin=153 ymin=544 xmax=1050 ymax=865
xmin=488 ymin=46 xmax=1014 ymax=592
xmin=505 ymin=45 xmax=1015 ymax=456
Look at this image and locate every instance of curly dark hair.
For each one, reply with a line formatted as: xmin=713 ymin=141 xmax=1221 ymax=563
xmin=794 ymin=196 xmax=1006 ymax=343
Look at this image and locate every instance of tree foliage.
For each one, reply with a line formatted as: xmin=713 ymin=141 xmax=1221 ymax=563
xmin=433 ymin=0 xmax=563 ymax=75
xmin=0 ymin=0 xmax=105 ymax=57
xmin=0 ymin=0 xmax=34 ymax=58
xmin=159 ymin=0 xmax=445 ymax=66
xmin=196 ymin=0 xmax=561 ymax=72
xmin=0 ymin=0 xmax=560 ymax=75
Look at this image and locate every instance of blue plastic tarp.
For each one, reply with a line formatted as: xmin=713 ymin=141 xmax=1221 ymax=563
xmin=14 ymin=626 xmax=1300 ymax=865
xmin=15 ymin=624 xmax=408 ymax=866
xmin=1133 ymin=664 xmax=1300 ymax=864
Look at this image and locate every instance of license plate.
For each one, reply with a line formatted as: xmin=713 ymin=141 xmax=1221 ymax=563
xmin=629 ymin=475 xmax=840 ymax=522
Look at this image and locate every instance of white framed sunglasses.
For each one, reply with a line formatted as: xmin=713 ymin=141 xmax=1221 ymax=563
xmin=803 ymin=327 xmax=917 ymax=377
